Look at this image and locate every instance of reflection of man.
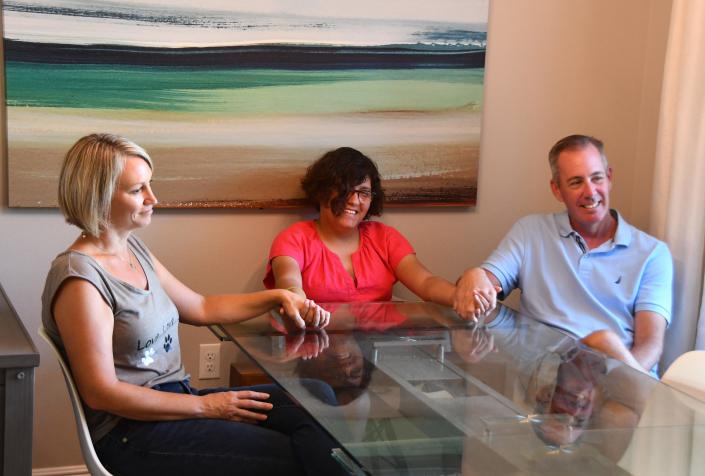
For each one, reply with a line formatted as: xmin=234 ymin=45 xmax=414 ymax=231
xmin=475 ymin=306 xmax=652 ymax=468
xmin=455 ymin=135 xmax=673 ymax=374
xmin=530 ymin=348 xmax=605 ymax=447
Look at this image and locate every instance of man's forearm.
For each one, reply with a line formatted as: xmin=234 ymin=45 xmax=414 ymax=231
xmin=630 ymin=340 xmax=662 ymax=372
xmin=582 ymin=330 xmax=645 ymax=371
xmin=631 ymin=311 xmax=667 ymax=372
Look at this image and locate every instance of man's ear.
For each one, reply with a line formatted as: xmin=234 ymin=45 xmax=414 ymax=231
xmin=550 ymin=179 xmax=563 ymax=202
xmin=607 ymin=166 xmax=613 ymax=188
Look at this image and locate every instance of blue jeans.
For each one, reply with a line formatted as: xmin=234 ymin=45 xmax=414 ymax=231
xmin=94 ymin=381 xmax=349 ymax=476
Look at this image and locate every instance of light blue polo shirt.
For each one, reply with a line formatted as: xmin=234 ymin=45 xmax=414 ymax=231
xmin=482 ymin=211 xmax=673 ymax=350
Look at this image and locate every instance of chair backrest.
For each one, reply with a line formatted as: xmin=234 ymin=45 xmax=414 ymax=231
xmin=38 ymin=327 xmax=113 ymax=476
xmin=662 ymin=350 xmax=705 ymax=402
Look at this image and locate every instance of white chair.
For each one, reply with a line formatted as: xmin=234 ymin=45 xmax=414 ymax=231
xmin=662 ymin=350 xmax=705 ymax=402
xmin=39 ymin=327 xmax=113 ymax=476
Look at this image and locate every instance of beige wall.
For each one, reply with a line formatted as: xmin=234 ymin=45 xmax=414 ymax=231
xmin=0 ymin=0 xmax=672 ymax=470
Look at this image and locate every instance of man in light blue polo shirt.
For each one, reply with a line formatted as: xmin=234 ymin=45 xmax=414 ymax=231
xmin=454 ymin=135 xmax=673 ymax=374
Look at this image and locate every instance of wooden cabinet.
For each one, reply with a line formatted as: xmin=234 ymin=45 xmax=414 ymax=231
xmin=0 ymin=284 xmax=39 ymax=476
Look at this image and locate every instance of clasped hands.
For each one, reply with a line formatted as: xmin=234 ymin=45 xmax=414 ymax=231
xmin=452 ymin=267 xmax=500 ymax=322
xmin=270 ymin=293 xmax=331 ymax=361
xmin=278 ymin=291 xmax=331 ymax=330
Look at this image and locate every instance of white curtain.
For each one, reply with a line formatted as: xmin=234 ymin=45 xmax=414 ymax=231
xmin=651 ymin=0 xmax=705 ymax=369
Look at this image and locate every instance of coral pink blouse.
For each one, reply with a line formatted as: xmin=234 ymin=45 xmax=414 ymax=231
xmin=263 ymin=220 xmax=414 ymax=302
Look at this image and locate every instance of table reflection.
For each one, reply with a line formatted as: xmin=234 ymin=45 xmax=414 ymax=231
xmin=296 ymin=334 xmax=374 ymax=405
xmin=217 ymin=302 xmax=705 ymax=476
xmin=529 ymin=346 xmax=605 ymax=447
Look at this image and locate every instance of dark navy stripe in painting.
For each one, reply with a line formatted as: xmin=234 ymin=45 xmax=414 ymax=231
xmin=4 ymin=40 xmax=485 ymax=70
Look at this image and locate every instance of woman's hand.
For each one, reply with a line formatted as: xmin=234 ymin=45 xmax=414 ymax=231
xmin=201 ymin=390 xmax=274 ymax=424
xmin=299 ymin=298 xmax=331 ymax=329
xmin=279 ymin=290 xmax=331 ymax=329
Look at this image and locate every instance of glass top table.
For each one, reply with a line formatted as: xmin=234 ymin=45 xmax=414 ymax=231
xmin=213 ymin=302 xmax=705 ymax=475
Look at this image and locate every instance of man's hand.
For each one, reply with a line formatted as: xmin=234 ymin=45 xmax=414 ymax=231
xmin=453 ymin=267 xmax=500 ymax=321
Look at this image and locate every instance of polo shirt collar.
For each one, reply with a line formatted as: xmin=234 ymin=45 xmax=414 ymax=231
xmin=556 ymin=211 xmax=575 ymax=238
xmin=611 ymin=210 xmax=632 ymax=247
xmin=555 ymin=209 xmax=632 ymax=247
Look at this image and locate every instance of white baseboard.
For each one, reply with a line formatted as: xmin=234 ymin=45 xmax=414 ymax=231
xmin=33 ymin=465 xmax=89 ymax=476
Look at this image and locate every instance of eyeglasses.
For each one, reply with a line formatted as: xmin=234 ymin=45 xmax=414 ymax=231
xmin=349 ymin=188 xmax=375 ymax=201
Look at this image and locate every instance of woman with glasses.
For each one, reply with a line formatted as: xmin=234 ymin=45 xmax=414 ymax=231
xmin=264 ymin=147 xmax=487 ymax=316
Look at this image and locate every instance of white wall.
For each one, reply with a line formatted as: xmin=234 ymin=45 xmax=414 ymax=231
xmin=0 ymin=0 xmax=672 ymax=469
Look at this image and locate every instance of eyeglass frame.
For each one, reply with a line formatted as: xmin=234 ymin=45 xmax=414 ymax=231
xmin=348 ymin=188 xmax=376 ymax=201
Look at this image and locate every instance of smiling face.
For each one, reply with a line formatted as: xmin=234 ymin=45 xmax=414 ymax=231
xmin=319 ymin=177 xmax=372 ymax=233
xmin=109 ymin=156 xmax=157 ymax=232
xmin=550 ymin=144 xmax=613 ymax=233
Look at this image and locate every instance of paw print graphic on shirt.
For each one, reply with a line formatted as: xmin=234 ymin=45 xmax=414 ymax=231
xmin=163 ymin=334 xmax=173 ymax=353
xmin=141 ymin=347 xmax=156 ymax=366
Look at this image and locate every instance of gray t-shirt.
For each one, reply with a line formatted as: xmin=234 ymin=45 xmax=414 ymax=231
xmin=41 ymin=234 xmax=188 ymax=441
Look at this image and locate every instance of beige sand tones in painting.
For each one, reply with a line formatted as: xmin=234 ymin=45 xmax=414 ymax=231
xmin=8 ymin=107 xmax=480 ymax=207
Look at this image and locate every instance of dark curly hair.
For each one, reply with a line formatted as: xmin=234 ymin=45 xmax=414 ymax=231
xmin=301 ymin=147 xmax=384 ymax=219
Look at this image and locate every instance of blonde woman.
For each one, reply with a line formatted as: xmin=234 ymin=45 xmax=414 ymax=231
xmin=42 ymin=133 xmax=342 ymax=475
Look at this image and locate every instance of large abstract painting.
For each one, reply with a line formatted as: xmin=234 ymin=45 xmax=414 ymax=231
xmin=3 ymin=0 xmax=488 ymax=207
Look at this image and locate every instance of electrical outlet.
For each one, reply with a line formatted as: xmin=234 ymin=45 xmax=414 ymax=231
xmin=198 ymin=343 xmax=220 ymax=379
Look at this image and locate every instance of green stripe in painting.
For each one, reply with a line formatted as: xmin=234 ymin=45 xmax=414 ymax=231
xmin=5 ymin=62 xmax=484 ymax=114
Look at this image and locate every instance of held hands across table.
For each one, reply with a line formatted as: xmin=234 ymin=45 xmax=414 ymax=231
xmin=278 ymin=290 xmax=331 ymax=330
xmin=453 ymin=267 xmax=500 ymax=321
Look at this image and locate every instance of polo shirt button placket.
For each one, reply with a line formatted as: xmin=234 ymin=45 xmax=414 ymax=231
xmin=579 ymin=250 xmax=594 ymax=278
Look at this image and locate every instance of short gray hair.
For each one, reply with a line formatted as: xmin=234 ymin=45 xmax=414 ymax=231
xmin=548 ymin=134 xmax=608 ymax=183
xmin=58 ymin=133 xmax=152 ymax=237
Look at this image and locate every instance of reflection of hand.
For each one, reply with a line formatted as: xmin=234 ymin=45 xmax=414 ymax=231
xmin=201 ymin=389 xmax=273 ymax=424
xmin=453 ymin=268 xmax=499 ymax=321
xmin=284 ymin=329 xmax=330 ymax=361
xmin=451 ymin=326 xmax=495 ymax=363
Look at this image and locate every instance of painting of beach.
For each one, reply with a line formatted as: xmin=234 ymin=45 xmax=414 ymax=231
xmin=2 ymin=0 xmax=488 ymax=208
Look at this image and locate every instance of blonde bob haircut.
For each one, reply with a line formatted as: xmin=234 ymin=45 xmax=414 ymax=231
xmin=58 ymin=133 xmax=153 ymax=237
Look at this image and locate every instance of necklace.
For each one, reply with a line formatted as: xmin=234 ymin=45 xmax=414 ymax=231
xmin=118 ymin=251 xmax=137 ymax=270
xmin=81 ymin=233 xmax=136 ymax=270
